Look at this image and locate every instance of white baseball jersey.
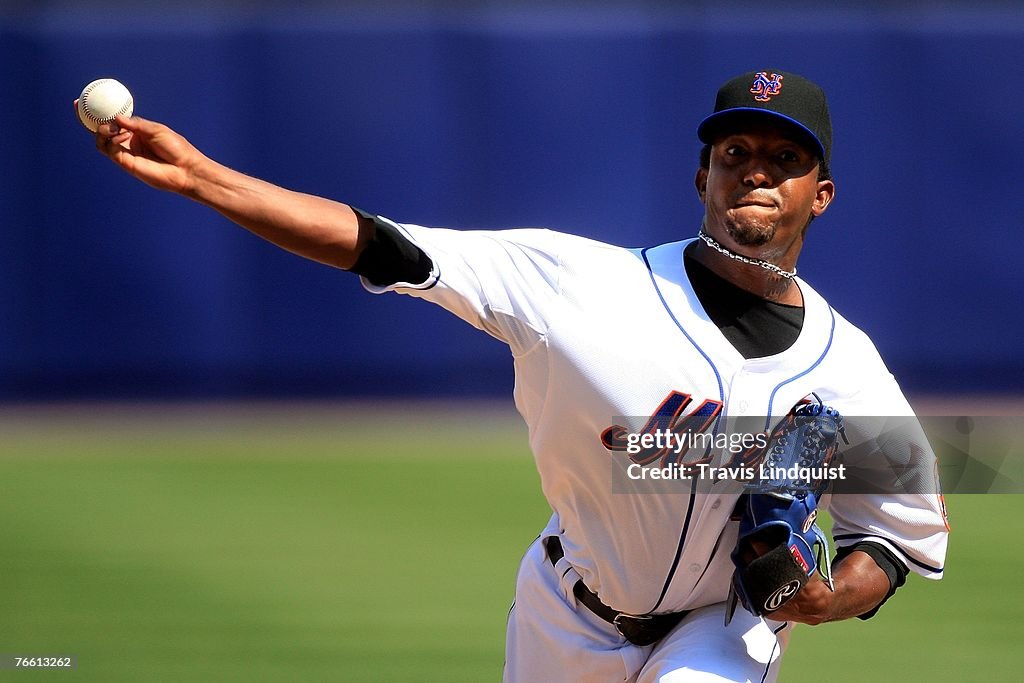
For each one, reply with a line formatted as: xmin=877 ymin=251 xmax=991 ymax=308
xmin=361 ymin=220 xmax=949 ymax=681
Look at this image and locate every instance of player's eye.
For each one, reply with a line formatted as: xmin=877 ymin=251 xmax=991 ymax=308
xmin=778 ymin=150 xmax=800 ymax=163
xmin=724 ymin=145 xmax=746 ymax=157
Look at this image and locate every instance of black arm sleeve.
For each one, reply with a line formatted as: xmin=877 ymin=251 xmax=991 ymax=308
xmin=347 ymin=207 xmax=434 ymax=287
xmin=835 ymin=541 xmax=909 ymax=620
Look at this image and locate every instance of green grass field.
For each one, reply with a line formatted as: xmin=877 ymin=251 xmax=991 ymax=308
xmin=0 ymin=403 xmax=1018 ymax=681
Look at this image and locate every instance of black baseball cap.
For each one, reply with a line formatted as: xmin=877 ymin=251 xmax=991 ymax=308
xmin=697 ymin=70 xmax=832 ymax=163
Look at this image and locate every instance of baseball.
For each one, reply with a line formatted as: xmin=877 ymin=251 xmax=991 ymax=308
xmin=77 ymin=78 xmax=134 ymax=133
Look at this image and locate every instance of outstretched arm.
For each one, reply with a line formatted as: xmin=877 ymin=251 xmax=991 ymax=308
xmin=90 ymin=113 xmax=369 ymax=269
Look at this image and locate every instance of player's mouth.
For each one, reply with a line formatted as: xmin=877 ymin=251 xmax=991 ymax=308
xmin=733 ymin=197 xmax=778 ymax=209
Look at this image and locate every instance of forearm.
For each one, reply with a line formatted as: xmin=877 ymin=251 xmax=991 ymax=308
xmin=92 ymin=115 xmax=369 ymax=269
xmin=186 ymin=156 xmax=367 ymax=270
xmin=823 ymin=551 xmax=891 ymax=620
xmin=773 ymin=550 xmax=891 ymax=625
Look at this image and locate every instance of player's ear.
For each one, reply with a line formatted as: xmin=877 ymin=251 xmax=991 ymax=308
xmin=695 ymin=168 xmax=708 ymax=203
xmin=811 ymin=179 xmax=835 ymax=217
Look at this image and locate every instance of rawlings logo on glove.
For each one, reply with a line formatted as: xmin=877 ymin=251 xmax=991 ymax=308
xmin=727 ymin=402 xmax=847 ymax=622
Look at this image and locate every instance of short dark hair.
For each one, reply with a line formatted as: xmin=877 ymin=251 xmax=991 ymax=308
xmin=699 ymin=143 xmax=831 ymax=183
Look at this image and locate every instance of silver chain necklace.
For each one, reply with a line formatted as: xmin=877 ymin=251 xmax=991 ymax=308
xmin=697 ymin=230 xmax=797 ymax=280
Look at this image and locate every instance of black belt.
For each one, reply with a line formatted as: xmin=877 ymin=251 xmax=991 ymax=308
xmin=544 ymin=536 xmax=690 ymax=647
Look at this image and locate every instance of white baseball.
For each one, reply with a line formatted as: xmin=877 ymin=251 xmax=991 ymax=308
xmin=77 ymin=78 xmax=134 ymax=133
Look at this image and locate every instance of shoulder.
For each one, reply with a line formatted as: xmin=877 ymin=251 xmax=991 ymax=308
xmin=618 ymin=238 xmax=696 ymax=282
xmin=397 ymin=223 xmax=613 ymax=249
xmin=489 ymin=227 xmax=648 ymax=271
xmin=800 ymin=280 xmax=887 ymax=366
xmin=829 ymin=307 xmax=888 ymax=369
xmin=397 ymin=222 xmax=648 ymax=278
xmin=396 ymin=223 xmax=629 ymax=259
xmin=799 ymin=281 xmax=911 ymax=412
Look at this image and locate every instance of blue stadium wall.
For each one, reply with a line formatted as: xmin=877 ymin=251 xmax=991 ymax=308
xmin=2 ymin=3 xmax=1021 ymax=400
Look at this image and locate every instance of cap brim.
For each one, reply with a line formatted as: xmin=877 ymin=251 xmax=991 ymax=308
xmin=697 ymin=108 xmax=826 ymax=160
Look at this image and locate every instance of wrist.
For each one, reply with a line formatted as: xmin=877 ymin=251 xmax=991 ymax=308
xmin=184 ymin=155 xmax=230 ymax=203
xmin=818 ymin=551 xmax=891 ymax=622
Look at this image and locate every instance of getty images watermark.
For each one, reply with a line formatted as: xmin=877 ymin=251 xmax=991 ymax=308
xmin=606 ymin=414 xmax=1023 ymax=495
xmin=620 ymin=427 xmax=846 ymax=484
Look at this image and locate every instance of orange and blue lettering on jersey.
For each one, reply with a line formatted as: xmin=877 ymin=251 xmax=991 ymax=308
xmin=600 ymin=390 xmax=722 ymax=467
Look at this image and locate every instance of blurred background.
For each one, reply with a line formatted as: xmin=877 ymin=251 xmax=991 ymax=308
xmin=2 ymin=0 xmax=1022 ymax=401
xmin=1 ymin=1 xmax=1022 ymax=681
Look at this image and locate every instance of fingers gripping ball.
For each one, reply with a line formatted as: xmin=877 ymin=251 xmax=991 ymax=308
xmin=77 ymin=79 xmax=134 ymax=133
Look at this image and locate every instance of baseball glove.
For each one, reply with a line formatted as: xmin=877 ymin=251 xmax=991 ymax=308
xmin=727 ymin=402 xmax=846 ymax=622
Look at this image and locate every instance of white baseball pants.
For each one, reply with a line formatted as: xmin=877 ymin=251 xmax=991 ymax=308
xmin=504 ymin=537 xmax=791 ymax=682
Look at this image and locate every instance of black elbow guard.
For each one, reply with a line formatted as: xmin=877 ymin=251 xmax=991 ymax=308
xmin=835 ymin=541 xmax=908 ymax=620
xmin=348 ymin=207 xmax=433 ymax=287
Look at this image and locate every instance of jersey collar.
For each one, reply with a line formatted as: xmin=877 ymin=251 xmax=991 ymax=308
xmin=642 ymin=238 xmax=834 ymax=375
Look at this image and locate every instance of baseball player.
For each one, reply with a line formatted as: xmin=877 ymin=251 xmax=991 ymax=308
xmin=85 ymin=69 xmax=948 ymax=682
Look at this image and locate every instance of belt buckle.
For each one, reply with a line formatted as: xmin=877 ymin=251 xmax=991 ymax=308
xmin=612 ymin=612 xmax=654 ymax=642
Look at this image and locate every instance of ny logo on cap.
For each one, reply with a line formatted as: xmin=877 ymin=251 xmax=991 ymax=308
xmin=750 ymin=72 xmax=784 ymax=102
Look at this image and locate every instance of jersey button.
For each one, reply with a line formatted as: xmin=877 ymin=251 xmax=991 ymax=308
xmin=711 ymin=499 xmax=721 ymax=510
xmin=689 ymin=563 xmax=701 ymax=573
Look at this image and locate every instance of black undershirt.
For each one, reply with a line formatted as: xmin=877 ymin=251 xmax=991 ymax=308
xmin=682 ymin=243 xmax=803 ymax=360
xmin=349 ymin=214 xmax=907 ymax=616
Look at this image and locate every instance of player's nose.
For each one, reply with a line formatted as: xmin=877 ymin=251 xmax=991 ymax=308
xmin=742 ymin=163 xmax=774 ymax=188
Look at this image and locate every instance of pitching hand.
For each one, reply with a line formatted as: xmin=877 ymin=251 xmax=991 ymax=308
xmin=79 ymin=104 xmax=205 ymax=195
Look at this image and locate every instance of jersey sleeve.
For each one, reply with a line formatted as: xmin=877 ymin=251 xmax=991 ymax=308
xmin=348 ymin=208 xmax=434 ymax=287
xmin=826 ymin=372 xmax=950 ymax=581
xmin=357 ymin=215 xmax=564 ymax=357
